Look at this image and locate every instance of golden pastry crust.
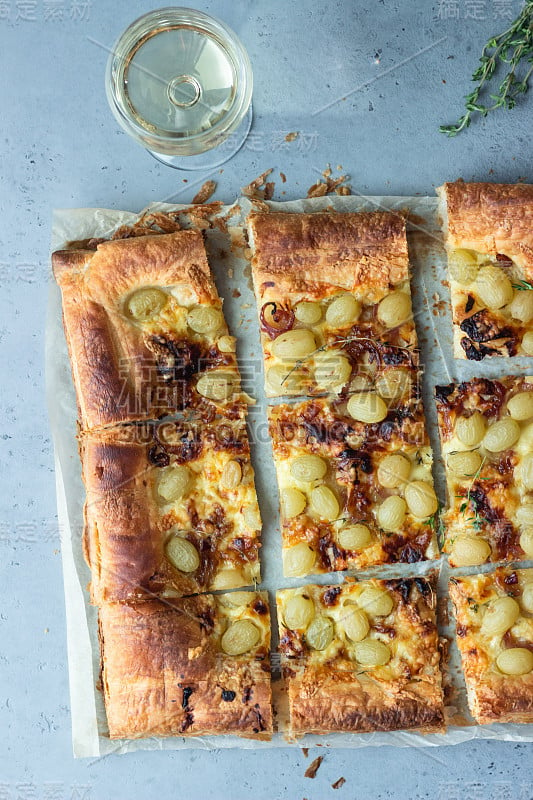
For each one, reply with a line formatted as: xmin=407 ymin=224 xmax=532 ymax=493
xmin=435 ymin=376 xmax=532 ymax=565
xmin=99 ymin=592 xmax=273 ymax=739
xmin=82 ymin=418 xmax=262 ymax=603
xmin=437 ymin=180 xmax=533 ymax=359
xmin=53 ymin=231 xmax=241 ymax=430
xmin=249 ymin=211 xmax=409 ymax=297
xmin=277 ymin=578 xmax=445 ymax=736
xmin=437 ymin=181 xmax=533 ymax=273
xmin=449 ymin=568 xmax=533 ymax=725
xmin=268 ymin=398 xmax=438 ymax=576
xmin=247 ymin=211 xmax=418 ymax=397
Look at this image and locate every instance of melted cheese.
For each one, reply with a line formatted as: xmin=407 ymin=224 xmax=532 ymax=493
xmin=277 ymin=581 xmax=438 ymax=683
xmin=269 ymin=401 xmax=438 ymax=576
xmin=261 ymin=280 xmax=418 ymax=397
xmin=451 ymin=569 xmax=533 ymax=684
xmin=448 ymin=249 xmax=533 ymax=358
xmin=438 ymin=377 xmax=533 ymax=564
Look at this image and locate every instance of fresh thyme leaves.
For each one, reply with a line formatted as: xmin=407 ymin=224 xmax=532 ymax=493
xmin=440 ymin=1 xmax=533 ymax=136
xmin=457 ymin=455 xmax=487 ymax=531
xmin=512 ymin=280 xmax=533 ymax=291
xmin=427 ymin=504 xmax=445 ymax=549
xmin=280 ymin=336 xmax=414 ymax=386
xmin=467 ymin=597 xmax=480 ymax=613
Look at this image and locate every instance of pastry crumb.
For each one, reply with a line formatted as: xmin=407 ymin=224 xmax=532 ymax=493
xmin=285 ymin=131 xmax=299 ymax=142
xmin=301 ymin=747 xmax=309 ymax=758
xmin=304 ymin=755 xmax=323 ymax=779
xmin=242 ymin=169 xmax=274 ymax=200
xmin=192 ymin=180 xmax=217 ymax=204
xmin=307 ymin=171 xmax=350 ymax=198
xmin=332 ymin=777 xmax=346 ymax=790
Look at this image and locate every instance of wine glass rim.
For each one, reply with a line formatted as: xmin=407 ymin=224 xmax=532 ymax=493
xmin=105 ymin=6 xmax=253 ymax=153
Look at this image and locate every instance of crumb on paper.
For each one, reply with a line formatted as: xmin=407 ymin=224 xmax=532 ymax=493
xmin=227 ymin=267 xmax=233 ymax=278
xmin=242 ymin=169 xmax=274 ymax=200
xmin=264 ymin=182 xmax=275 ymax=201
xmin=280 ymin=172 xmax=287 ymax=183
xmin=307 ymin=170 xmax=351 ymax=198
xmin=304 ymin=756 xmax=324 ymax=779
xmin=301 ymin=747 xmax=309 ymax=758
xmin=332 ymin=778 xmax=346 ymax=790
xmin=285 ymin=131 xmax=299 ymax=142
xmin=44 ymin=628 xmax=49 ymax=634
xmin=192 ymin=180 xmax=217 ymax=204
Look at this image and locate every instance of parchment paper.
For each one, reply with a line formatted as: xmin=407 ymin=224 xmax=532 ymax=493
xmin=46 ymin=195 xmax=533 ymax=757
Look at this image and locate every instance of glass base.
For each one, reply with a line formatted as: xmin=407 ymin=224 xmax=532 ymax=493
xmin=148 ymin=105 xmax=253 ymax=171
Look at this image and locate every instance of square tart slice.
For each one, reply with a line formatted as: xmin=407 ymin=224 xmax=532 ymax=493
xmin=435 ymin=376 xmax=533 ymax=568
xmin=268 ymin=397 xmax=439 ymax=578
xmin=449 ymin=567 xmax=533 ymax=725
xmin=99 ymin=591 xmax=273 ymax=740
xmin=436 ymin=181 xmax=533 ymax=360
xmin=248 ymin=211 xmax=419 ymax=398
xmin=82 ymin=416 xmax=262 ymax=603
xmin=277 ymin=577 xmax=445 ymax=737
xmin=53 ymin=230 xmax=244 ymax=431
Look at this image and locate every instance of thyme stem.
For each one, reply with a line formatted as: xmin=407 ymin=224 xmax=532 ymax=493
xmin=440 ymin=1 xmax=533 ymax=136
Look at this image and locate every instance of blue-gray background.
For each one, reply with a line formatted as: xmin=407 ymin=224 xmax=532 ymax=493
xmin=1 ymin=0 xmax=532 ymax=798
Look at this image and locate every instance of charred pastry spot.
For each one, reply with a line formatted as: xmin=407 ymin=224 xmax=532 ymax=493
xmin=381 ymin=346 xmax=413 ymax=367
xmin=242 ymin=686 xmax=252 ymax=703
xmin=465 ymin=294 xmax=475 ymax=313
xmin=253 ymin=598 xmax=268 ymax=615
xmin=373 ymin=623 xmax=396 ymax=638
xmin=456 ymin=624 xmax=468 ymax=637
xmin=279 ymin=630 xmax=305 ymax=658
xmin=317 ymin=535 xmax=343 ymax=569
xmin=198 ymin=608 xmax=215 ymax=633
xmin=180 ymin=711 xmax=194 ymax=732
xmin=504 ymin=338 xmax=518 ymax=357
xmin=338 ymin=448 xmax=372 ymax=474
xmin=386 ymin=578 xmax=413 ymax=603
xmin=253 ymin=703 xmax=267 ymax=732
xmin=260 ymin=301 xmax=295 ymax=339
xmin=460 ymin=337 xmax=499 ymax=361
xmin=435 ymin=383 xmax=455 ymax=405
xmin=414 ymin=577 xmax=432 ymax=598
xmin=460 ymin=310 xmax=513 ymax=344
xmin=182 ymin=686 xmax=194 ymax=709
xmin=148 ymin=336 xmax=203 ymax=383
xmin=221 ymin=689 xmax=236 ymax=702
xmin=322 ymin=586 xmax=341 ymax=606
xmin=148 ymin=443 xmax=170 ymax=467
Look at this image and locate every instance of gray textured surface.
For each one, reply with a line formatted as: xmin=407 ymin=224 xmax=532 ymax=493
xmin=1 ymin=0 xmax=532 ymax=797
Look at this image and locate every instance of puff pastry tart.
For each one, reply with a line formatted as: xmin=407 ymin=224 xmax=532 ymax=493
xmin=53 ymin=230 xmax=245 ymax=431
xmin=269 ymin=398 xmax=439 ymax=577
xmin=82 ymin=417 xmax=262 ymax=603
xmin=99 ymin=591 xmax=273 ymax=740
xmin=449 ymin=568 xmax=533 ymax=725
xmin=437 ymin=180 xmax=533 ymax=359
xmin=247 ymin=211 xmax=419 ymax=397
xmin=435 ymin=376 xmax=533 ymax=567
xmin=277 ymin=577 xmax=445 ymax=737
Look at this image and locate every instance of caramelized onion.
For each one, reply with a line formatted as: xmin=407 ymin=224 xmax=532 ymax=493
xmin=260 ymin=302 xmax=295 ymax=339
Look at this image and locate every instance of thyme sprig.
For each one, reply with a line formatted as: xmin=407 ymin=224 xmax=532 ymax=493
xmin=280 ymin=336 xmax=415 ymax=387
xmin=457 ymin=455 xmax=487 ymax=532
xmin=512 ymin=279 xmax=533 ymax=291
xmin=440 ymin=1 xmax=533 ymax=136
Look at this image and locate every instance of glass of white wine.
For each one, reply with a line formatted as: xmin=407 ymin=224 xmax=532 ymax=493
xmin=106 ymin=7 xmax=253 ymax=170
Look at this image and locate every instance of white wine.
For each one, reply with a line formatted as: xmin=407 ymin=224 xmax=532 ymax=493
xmin=106 ymin=8 xmax=253 ymax=168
